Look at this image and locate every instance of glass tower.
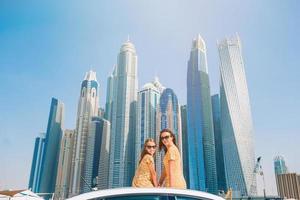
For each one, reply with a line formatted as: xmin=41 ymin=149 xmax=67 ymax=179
xmin=38 ymin=98 xmax=64 ymax=195
xmin=155 ymin=88 xmax=182 ymax=178
xmin=211 ymin=94 xmax=227 ymax=192
xmin=274 ymin=156 xmax=288 ymax=175
xmin=104 ymin=69 xmax=115 ymax=123
xmin=135 ymin=78 xmax=162 ymax=169
xmin=82 ymin=117 xmax=103 ymax=193
xmin=218 ymin=35 xmax=256 ymax=196
xmin=180 ymin=105 xmax=189 ymax=187
xmin=186 ymin=35 xmax=218 ymax=193
xmin=28 ymin=133 xmax=46 ymax=193
xmin=109 ymin=39 xmax=138 ymax=188
xmin=97 ymin=118 xmax=111 ymax=190
xmin=82 ymin=117 xmax=110 ymax=193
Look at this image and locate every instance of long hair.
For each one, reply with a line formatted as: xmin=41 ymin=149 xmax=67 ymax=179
xmin=159 ymin=128 xmax=177 ymax=153
xmin=139 ymin=138 xmax=156 ymax=164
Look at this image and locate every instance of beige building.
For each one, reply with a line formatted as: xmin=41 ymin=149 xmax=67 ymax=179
xmin=54 ymin=129 xmax=75 ymax=200
xmin=276 ymin=173 xmax=300 ymax=199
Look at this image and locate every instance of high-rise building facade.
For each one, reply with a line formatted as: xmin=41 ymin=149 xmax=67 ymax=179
xmin=218 ymin=35 xmax=256 ymax=196
xmin=28 ymin=133 xmax=46 ymax=193
xmin=156 ymin=88 xmax=182 ymax=177
xmin=211 ymin=94 xmax=227 ymax=192
xmin=55 ymin=129 xmax=75 ymax=200
xmin=69 ymin=71 xmax=99 ymax=196
xmin=82 ymin=117 xmax=102 ymax=193
xmin=82 ymin=117 xmax=110 ymax=193
xmin=180 ymin=105 xmax=189 ymax=187
xmin=104 ymin=69 xmax=115 ymax=123
xmin=276 ymin=173 xmax=300 ymax=199
xmin=97 ymin=118 xmax=111 ymax=190
xmin=274 ymin=156 xmax=288 ymax=175
xmin=135 ymin=78 xmax=163 ymax=168
xmin=109 ymin=39 xmax=138 ymax=188
xmin=39 ymin=98 xmax=64 ymax=194
xmin=186 ymin=35 xmax=218 ymax=193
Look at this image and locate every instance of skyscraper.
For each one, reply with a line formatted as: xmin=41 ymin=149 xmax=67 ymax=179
xmin=97 ymin=118 xmax=111 ymax=190
xmin=55 ymin=129 xmax=75 ymax=200
xmin=156 ymin=88 xmax=182 ymax=177
xmin=82 ymin=117 xmax=110 ymax=193
xmin=180 ymin=105 xmax=189 ymax=187
xmin=218 ymin=35 xmax=256 ymax=196
xmin=39 ymin=98 xmax=64 ymax=195
xmin=276 ymin=173 xmax=300 ymax=199
xmin=104 ymin=68 xmax=115 ymax=123
xmin=135 ymin=78 xmax=162 ymax=168
xmin=186 ymin=35 xmax=218 ymax=193
xmin=211 ymin=94 xmax=227 ymax=192
xmin=28 ymin=133 xmax=46 ymax=193
xmin=274 ymin=156 xmax=288 ymax=175
xmin=109 ymin=39 xmax=138 ymax=188
xmin=69 ymin=71 xmax=99 ymax=196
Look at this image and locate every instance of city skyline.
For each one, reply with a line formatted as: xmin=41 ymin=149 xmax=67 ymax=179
xmin=1 ymin=1 xmax=300 ymax=196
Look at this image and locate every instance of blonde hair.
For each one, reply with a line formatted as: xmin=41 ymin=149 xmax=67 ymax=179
xmin=139 ymin=138 xmax=156 ymax=164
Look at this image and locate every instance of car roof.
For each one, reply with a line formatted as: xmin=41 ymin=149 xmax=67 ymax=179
xmin=67 ymin=187 xmax=225 ymax=200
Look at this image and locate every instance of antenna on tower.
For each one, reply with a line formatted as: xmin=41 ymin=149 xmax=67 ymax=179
xmin=127 ymin=35 xmax=130 ymax=42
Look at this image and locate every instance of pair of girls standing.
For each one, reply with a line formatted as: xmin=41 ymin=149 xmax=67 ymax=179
xmin=132 ymin=128 xmax=186 ymax=189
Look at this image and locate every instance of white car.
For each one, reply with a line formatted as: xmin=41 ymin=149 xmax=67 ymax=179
xmin=67 ymin=188 xmax=225 ymax=200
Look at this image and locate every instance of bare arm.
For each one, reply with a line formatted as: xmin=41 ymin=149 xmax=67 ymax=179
xmin=168 ymin=160 xmax=175 ymax=187
xmin=159 ymin=166 xmax=166 ymax=186
xmin=148 ymin=162 xmax=158 ymax=187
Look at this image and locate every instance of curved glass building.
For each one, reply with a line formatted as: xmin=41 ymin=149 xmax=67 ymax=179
xmin=218 ymin=35 xmax=256 ymax=196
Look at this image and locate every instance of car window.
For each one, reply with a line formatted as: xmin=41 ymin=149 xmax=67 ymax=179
xmin=103 ymin=195 xmax=160 ymax=200
xmin=175 ymin=196 xmax=204 ymax=200
xmin=90 ymin=194 xmax=206 ymax=200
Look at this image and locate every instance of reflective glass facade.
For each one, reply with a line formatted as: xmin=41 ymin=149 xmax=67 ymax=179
xmin=97 ymin=119 xmax=111 ymax=190
xmin=180 ymin=105 xmax=189 ymax=187
xmin=186 ymin=35 xmax=218 ymax=193
xmin=82 ymin=117 xmax=103 ymax=193
xmin=274 ymin=156 xmax=288 ymax=175
xmin=211 ymin=94 xmax=227 ymax=192
xmin=135 ymin=81 xmax=161 ymax=169
xmin=28 ymin=133 xmax=45 ymax=193
xmin=38 ymin=98 xmax=64 ymax=194
xmin=218 ymin=35 xmax=256 ymax=196
xmin=155 ymin=88 xmax=182 ymax=177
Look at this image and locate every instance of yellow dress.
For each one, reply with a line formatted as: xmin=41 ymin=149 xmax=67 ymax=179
xmin=132 ymin=154 xmax=155 ymax=187
xmin=163 ymin=145 xmax=186 ymax=189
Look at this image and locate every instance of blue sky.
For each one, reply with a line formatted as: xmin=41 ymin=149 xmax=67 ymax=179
xmin=0 ymin=0 xmax=299 ymax=195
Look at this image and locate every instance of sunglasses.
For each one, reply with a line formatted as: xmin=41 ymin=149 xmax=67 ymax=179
xmin=160 ymin=135 xmax=171 ymax=141
xmin=146 ymin=145 xmax=156 ymax=149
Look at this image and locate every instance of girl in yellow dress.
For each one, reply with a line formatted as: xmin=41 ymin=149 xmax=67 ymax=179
xmin=132 ymin=138 xmax=158 ymax=187
xmin=158 ymin=128 xmax=186 ymax=189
